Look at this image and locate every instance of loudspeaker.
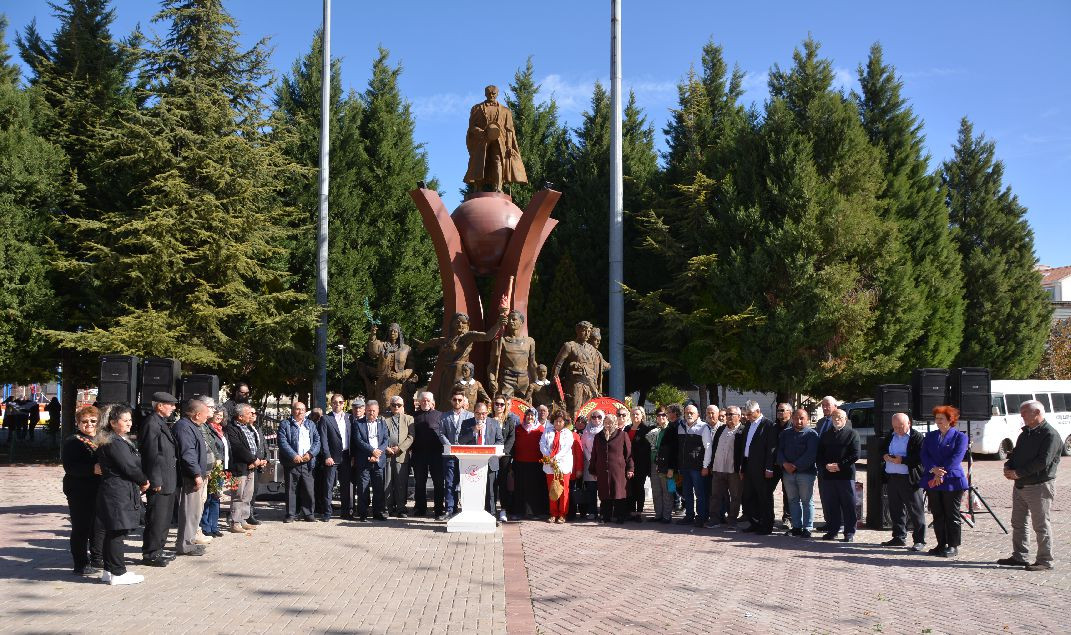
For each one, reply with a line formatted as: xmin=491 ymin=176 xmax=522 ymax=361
xmin=874 ymin=384 xmax=911 ymax=437
xmin=139 ymin=357 xmax=181 ymax=408
xmin=98 ymin=355 xmax=139 ymax=406
xmin=912 ymin=368 xmax=949 ymax=421
xmin=865 ymin=436 xmax=890 ymax=530
xmin=950 ymin=367 xmax=991 ymax=421
xmin=182 ymin=374 xmax=219 ymax=402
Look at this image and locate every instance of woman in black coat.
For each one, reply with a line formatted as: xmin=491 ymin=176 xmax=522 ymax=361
xmin=95 ymin=406 xmax=149 ymax=585
xmin=61 ymin=405 xmax=105 ymax=575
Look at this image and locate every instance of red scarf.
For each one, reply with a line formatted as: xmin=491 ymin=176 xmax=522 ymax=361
xmin=550 ymin=429 xmax=561 ymax=458
xmin=209 ymin=421 xmax=224 ymax=438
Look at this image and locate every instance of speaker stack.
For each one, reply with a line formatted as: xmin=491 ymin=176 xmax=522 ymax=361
xmin=98 ymin=355 xmax=139 ymax=406
xmin=949 ymin=367 xmax=991 ymax=421
xmin=181 ymin=374 xmax=220 ymax=402
xmin=874 ymin=384 xmax=911 ymax=438
xmin=139 ymin=357 xmax=181 ymax=408
xmin=911 ymin=368 xmax=950 ymax=421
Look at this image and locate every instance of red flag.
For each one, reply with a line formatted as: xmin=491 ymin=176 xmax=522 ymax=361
xmin=555 ymin=376 xmax=565 ymax=401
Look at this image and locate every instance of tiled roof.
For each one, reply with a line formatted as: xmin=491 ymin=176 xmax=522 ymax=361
xmin=1040 ymin=265 xmax=1071 ymax=286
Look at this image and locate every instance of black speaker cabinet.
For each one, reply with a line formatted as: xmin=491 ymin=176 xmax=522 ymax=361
xmin=950 ymin=367 xmax=991 ymax=421
xmin=182 ymin=374 xmax=220 ymax=402
xmin=874 ymin=384 xmax=911 ymax=437
xmin=98 ymin=355 xmax=139 ymax=406
xmin=911 ymin=368 xmax=949 ymax=421
xmin=139 ymin=357 xmax=181 ymax=408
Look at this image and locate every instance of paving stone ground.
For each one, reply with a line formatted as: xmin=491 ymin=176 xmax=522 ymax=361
xmin=0 ymin=459 xmax=1066 ymax=634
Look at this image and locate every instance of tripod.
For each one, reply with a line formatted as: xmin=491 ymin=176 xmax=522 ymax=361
xmin=959 ymin=419 xmax=1008 ymax=534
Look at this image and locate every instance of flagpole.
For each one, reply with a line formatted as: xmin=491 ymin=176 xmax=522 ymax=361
xmin=314 ymin=0 xmax=331 ymax=410
xmin=608 ymin=0 xmax=625 ymax=399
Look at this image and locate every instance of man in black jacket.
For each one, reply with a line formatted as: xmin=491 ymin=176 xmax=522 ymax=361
xmin=880 ymin=413 xmax=926 ymax=550
xmin=226 ymin=403 xmax=266 ymax=532
xmin=411 ymin=392 xmax=445 ymax=518
xmin=736 ymin=400 xmax=778 ymax=534
xmin=998 ymin=399 xmax=1063 ymax=571
xmin=317 ymin=393 xmax=352 ymax=521
xmin=139 ymin=392 xmax=179 ymax=566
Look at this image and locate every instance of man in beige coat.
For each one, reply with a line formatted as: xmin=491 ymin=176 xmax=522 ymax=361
xmin=383 ymin=395 xmax=415 ymax=517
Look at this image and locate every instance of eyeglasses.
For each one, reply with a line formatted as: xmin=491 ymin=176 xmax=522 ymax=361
xmin=590 ymin=415 xmax=604 ymax=420
xmin=390 ymin=403 xmax=403 ymax=407
xmin=80 ymin=418 xmax=98 ymax=424
xmin=452 ymin=397 xmax=464 ymax=402
xmin=494 ymin=402 xmax=506 ymax=407
xmin=777 ymin=409 xmax=790 ymax=413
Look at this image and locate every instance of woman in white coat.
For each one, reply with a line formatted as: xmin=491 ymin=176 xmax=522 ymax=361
xmin=540 ymin=411 xmax=575 ymax=523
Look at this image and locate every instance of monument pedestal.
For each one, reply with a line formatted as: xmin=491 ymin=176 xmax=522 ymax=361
xmin=444 ymin=444 xmax=504 ymax=534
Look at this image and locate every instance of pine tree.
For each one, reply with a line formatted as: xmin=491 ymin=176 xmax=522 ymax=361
xmin=504 ymin=57 xmax=569 ymax=211
xmin=529 ymin=253 xmax=594 ymax=364
xmin=942 ymin=118 xmax=1051 ymax=377
xmin=43 ymin=0 xmax=316 ymax=394
xmin=0 ymin=18 xmax=68 ymax=382
xmin=1035 ymin=318 xmax=1071 ymax=380
xmin=857 ymin=43 xmax=964 ymax=375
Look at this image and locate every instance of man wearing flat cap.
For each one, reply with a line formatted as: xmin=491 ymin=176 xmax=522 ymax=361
xmin=139 ymin=392 xmax=180 ymax=566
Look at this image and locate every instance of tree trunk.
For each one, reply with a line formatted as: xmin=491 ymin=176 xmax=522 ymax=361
xmin=60 ymin=350 xmax=78 ymax=441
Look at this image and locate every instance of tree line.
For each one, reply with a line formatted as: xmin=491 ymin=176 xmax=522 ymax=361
xmin=0 ymin=1 xmax=1055 ymax=422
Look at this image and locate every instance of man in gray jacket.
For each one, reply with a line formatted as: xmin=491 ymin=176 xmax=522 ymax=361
xmin=998 ymin=399 xmax=1063 ymax=571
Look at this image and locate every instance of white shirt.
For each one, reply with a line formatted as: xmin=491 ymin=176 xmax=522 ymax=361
xmin=711 ymin=424 xmax=741 ymax=473
xmin=331 ymin=411 xmax=349 ymax=451
xmin=367 ymin=418 xmax=379 ymax=448
xmin=744 ymin=417 xmax=761 ymax=458
xmin=297 ymin=420 xmax=311 ymax=455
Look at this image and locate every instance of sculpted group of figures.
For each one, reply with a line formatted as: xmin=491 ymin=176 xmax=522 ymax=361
xmin=365 ymin=312 xmax=609 ymax=420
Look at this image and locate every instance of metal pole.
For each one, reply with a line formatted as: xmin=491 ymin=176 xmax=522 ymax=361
xmin=313 ymin=0 xmax=331 ymax=411
xmin=608 ymin=0 xmax=625 ymax=399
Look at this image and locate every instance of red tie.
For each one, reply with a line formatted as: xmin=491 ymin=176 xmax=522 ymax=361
xmin=477 ymin=429 xmax=483 ymax=445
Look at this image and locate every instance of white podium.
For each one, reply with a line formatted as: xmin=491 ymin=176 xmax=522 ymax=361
xmin=444 ymin=444 xmax=503 ymax=534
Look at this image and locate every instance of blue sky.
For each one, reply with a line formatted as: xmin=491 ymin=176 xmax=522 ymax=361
xmin=6 ymin=1 xmax=1069 ymax=265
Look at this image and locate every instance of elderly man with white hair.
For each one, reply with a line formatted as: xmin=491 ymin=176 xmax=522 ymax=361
xmin=676 ymin=404 xmax=713 ymax=527
xmin=881 ymin=413 xmax=926 ymax=550
xmin=997 ymin=400 xmax=1063 ymax=571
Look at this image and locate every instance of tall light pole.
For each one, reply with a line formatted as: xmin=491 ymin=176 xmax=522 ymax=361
xmin=313 ymin=0 xmax=331 ymax=411
xmin=336 ymin=344 xmax=346 ymax=395
xmin=608 ymin=0 xmax=625 ymax=399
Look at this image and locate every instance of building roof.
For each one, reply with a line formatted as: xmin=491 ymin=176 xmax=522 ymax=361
xmin=1039 ymin=265 xmax=1071 ymax=286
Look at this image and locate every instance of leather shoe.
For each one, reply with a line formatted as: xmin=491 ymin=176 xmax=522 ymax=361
xmin=373 ymin=514 xmax=387 ymax=521
xmin=229 ymin=524 xmax=246 ymax=534
xmin=1025 ymin=562 xmax=1053 ymax=571
xmin=434 ymin=514 xmax=446 ymax=521
xmin=73 ymin=566 xmax=100 ymax=576
xmin=997 ymin=557 xmax=1029 ymax=566
xmin=302 ymin=515 xmax=315 ymax=522
xmin=245 ymin=516 xmax=261 ymax=526
xmin=881 ymin=538 xmax=907 ymax=547
xmin=820 ymin=532 xmax=838 ymax=540
xmin=927 ymin=545 xmax=946 ymax=555
xmin=356 ymin=516 xmax=369 ymax=522
xmin=942 ymin=547 xmax=958 ymax=557
xmin=141 ymin=557 xmax=169 ymax=567
xmin=211 ymin=531 xmax=224 ymax=538
xmin=676 ymin=517 xmax=695 ymax=526
xmin=178 ymin=547 xmax=206 ymax=556
xmin=841 ymin=535 xmax=855 ymax=543
xmin=283 ymin=516 xmax=294 ymax=523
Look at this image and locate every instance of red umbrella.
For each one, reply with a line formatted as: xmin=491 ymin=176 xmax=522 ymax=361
xmin=577 ymin=396 xmax=627 ymax=420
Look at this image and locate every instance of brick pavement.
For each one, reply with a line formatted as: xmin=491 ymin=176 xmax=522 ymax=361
xmin=2 ymin=460 xmax=1067 ymax=634
xmin=518 ymin=460 xmax=1069 ymax=635
xmin=0 ymin=465 xmax=506 ymax=634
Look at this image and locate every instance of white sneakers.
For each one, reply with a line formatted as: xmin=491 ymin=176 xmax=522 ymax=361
xmin=102 ymin=571 xmax=144 ymax=585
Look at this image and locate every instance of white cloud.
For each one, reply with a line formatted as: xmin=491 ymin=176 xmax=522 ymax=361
xmin=832 ymin=67 xmax=856 ymax=92
xmin=410 ymin=91 xmax=482 ymax=118
xmin=535 ymin=73 xmax=676 ymax=113
xmin=902 ymin=67 xmax=963 ymax=79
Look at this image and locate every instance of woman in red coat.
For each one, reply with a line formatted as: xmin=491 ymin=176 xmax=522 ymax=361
xmin=589 ymin=413 xmax=634 ymax=524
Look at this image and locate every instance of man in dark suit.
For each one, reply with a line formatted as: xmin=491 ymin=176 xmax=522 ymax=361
xmin=139 ymin=392 xmax=179 ymax=567
xmin=352 ymin=400 xmax=389 ymax=520
xmin=277 ymin=402 xmax=321 ymax=522
xmin=736 ymin=400 xmax=778 ymax=534
xmin=439 ymin=390 xmax=472 ymax=518
xmin=459 ymin=401 xmax=505 ymax=517
xmin=491 ymin=395 xmax=518 ymax=522
xmin=317 ymin=393 xmax=352 ymax=521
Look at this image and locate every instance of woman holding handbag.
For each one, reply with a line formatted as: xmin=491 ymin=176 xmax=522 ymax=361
xmin=539 ymin=411 xmax=576 ymax=523
xmin=920 ymin=405 xmax=970 ymax=558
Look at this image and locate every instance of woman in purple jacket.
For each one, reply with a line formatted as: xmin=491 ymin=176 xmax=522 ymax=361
xmin=920 ymin=405 xmax=969 ymax=558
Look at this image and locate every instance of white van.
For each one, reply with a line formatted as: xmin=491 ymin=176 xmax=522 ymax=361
xmin=833 ymin=380 xmax=1071 ymax=460
xmin=970 ymin=380 xmax=1071 ymax=460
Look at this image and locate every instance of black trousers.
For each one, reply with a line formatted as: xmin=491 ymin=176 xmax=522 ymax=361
xmin=498 ymin=457 xmax=513 ymax=515
xmin=741 ymin=469 xmax=775 ymax=531
xmin=284 ymin=463 xmax=315 ymax=519
xmin=355 ymin=464 xmax=385 ymax=517
xmin=412 ymin=454 xmax=444 ymax=515
xmin=317 ymin=458 xmax=352 ymax=517
xmin=67 ymin=495 xmax=104 ymax=568
xmin=142 ymin=490 xmax=176 ymax=558
xmin=887 ymin=474 xmax=926 ymax=543
xmin=927 ymin=489 xmax=964 ymax=548
xmin=102 ymin=529 xmax=128 ymax=575
xmin=484 ymin=469 xmax=499 ymax=514
xmin=511 ymin=461 xmax=549 ymax=517
xmin=627 ymin=473 xmax=648 ymax=514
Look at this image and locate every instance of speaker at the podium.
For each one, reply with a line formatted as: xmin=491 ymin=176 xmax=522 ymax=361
xmin=181 ymin=374 xmax=219 ymax=402
xmin=950 ymin=367 xmax=991 ymax=421
xmin=139 ymin=357 xmax=181 ymax=408
xmin=874 ymin=384 xmax=911 ymax=437
xmin=911 ymin=368 xmax=949 ymax=421
xmin=98 ymin=355 xmax=139 ymax=406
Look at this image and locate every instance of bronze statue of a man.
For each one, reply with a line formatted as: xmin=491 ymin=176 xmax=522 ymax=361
xmin=367 ymin=322 xmax=415 ymax=406
xmin=487 ymin=310 xmax=537 ymax=400
xmin=464 ymin=85 xmax=527 ymax=192
xmin=589 ymin=327 xmax=611 ymax=395
xmin=552 ymin=321 xmax=601 ymax=419
xmin=417 ymin=311 xmax=506 ymax=408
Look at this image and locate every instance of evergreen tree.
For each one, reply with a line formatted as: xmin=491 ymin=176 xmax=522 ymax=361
xmin=503 ymin=57 xmax=569 ymax=211
xmin=941 ymin=118 xmax=1051 ymax=377
xmin=43 ymin=0 xmax=316 ymax=394
xmin=0 ymin=18 xmax=68 ymax=382
xmin=857 ymin=43 xmax=964 ymax=374
xmin=1035 ymin=318 xmax=1071 ymax=380
xmin=529 ymin=253 xmax=594 ymax=366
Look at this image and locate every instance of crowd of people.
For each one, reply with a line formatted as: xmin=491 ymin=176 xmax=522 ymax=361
xmin=61 ymin=385 xmax=1063 ymax=585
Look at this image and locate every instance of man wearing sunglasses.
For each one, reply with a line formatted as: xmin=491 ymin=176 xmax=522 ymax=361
xmin=383 ymin=396 xmax=414 ymax=517
xmin=438 ymin=390 xmax=472 ymax=519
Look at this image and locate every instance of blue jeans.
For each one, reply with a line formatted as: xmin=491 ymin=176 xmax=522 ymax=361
xmin=782 ymin=471 xmax=816 ymax=530
xmin=199 ymin=493 xmax=220 ymax=534
xmin=443 ymin=457 xmax=458 ymax=513
xmin=681 ymin=469 xmax=709 ymax=521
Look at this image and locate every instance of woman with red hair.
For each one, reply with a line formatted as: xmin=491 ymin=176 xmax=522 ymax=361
xmin=920 ymin=405 xmax=969 ymax=557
